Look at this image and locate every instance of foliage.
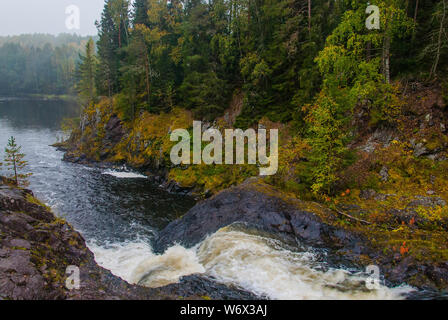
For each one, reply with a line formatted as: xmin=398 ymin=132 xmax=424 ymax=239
xmin=0 ymin=35 xmax=90 ymax=95
xmin=3 ymin=136 xmax=32 ymax=187
xmin=305 ymin=92 xmax=349 ymax=195
xmin=76 ymin=38 xmax=98 ymax=105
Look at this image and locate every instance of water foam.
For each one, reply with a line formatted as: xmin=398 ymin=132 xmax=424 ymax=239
xmin=102 ymin=169 xmax=147 ymax=179
xmin=88 ymin=229 xmax=414 ymax=300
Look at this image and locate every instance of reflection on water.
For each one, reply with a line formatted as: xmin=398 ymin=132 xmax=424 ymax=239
xmin=0 ymin=98 xmax=80 ymax=129
xmin=0 ymin=98 xmax=196 ymax=244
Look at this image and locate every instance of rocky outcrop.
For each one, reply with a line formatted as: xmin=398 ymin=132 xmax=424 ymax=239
xmin=0 ymin=178 xmax=257 ymax=300
xmin=155 ymin=178 xmax=448 ymax=293
xmin=155 ymin=178 xmax=369 ymax=265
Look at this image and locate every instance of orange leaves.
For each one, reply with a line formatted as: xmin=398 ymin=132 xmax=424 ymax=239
xmin=392 ymin=241 xmax=410 ymax=257
xmin=400 ymin=242 xmax=410 ymax=256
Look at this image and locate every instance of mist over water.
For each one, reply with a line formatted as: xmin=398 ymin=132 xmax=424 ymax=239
xmin=0 ymin=98 xmax=414 ymax=300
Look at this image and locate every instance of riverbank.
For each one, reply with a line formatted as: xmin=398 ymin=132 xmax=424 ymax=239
xmin=0 ymin=94 xmax=77 ymax=103
xmin=0 ymin=176 xmax=258 ymax=300
xmin=58 ymin=84 xmax=448 ymax=296
xmin=154 ymin=178 xmax=448 ymax=296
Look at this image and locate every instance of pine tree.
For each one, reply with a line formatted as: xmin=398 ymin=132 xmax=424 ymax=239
xmin=76 ymin=38 xmax=98 ymax=104
xmin=3 ymin=136 xmax=32 ymax=187
xmin=96 ymin=0 xmax=125 ymax=97
xmin=132 ymin=0 xmax=149 ymax=26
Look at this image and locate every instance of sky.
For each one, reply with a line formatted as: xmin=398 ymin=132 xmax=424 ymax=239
xmin=0 ymin=0 xmax=105 ymax=36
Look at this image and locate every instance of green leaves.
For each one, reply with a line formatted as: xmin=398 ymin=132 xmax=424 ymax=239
xmin=306 ymin=92 xmax=349 ymax=195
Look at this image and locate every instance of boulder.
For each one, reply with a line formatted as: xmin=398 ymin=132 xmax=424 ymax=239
xmin=155 ymin=178 xmax=368 ymax=268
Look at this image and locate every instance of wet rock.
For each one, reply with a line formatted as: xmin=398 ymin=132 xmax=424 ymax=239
xmin=159 ymin=275 xmax=262 ymax=300
xmin=155 ymin=178 xmax=367 ymax=264
xmin=154 ymin=178 xmax=448 ymax=292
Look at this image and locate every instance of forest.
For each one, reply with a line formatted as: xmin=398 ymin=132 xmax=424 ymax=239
xmin=0 ymin=34 xmax=94 ymax=95
xmin=1 ymin=0 xmax=448 ymax=300
xmin=73 ymin=0 xmax=448 ymax=196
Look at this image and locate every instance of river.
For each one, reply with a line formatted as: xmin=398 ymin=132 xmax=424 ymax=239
xmin=0 ymin=98 xmax=416 ymax=299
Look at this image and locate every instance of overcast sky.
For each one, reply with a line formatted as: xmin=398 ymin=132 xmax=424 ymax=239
xmin=0 ymin=0 xmax=105 ymax=36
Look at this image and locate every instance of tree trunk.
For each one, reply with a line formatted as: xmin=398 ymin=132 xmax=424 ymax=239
xmin=366 ymin=41 xmax=371 ymax=61
xmin=412 ymin=0 xmax=419 ymax=40
xmin=13 ymin=154 xmax=18 ymax=186
xmin=414 ymin=0 xmax=419 ymax=24
xmin=308 ymin=0 xmax=312 ymax=37
xmin=430 ymin=0 xmax=446 ymax=78
xmin=119 ymin=23 xmax=122 ymax=48
xmin=145 ymin=52 xmax=151 ymax=108
xmin=383 ymin=35 xmax=391 ymax=84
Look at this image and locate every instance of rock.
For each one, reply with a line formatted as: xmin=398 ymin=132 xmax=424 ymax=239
xmin=426 ymin=190 xmax=436 ymax=195
xmin=104 ymin=115 xmax=124 ymax=145
xmin=441 ymin=123 xmax=446 ymax=132
xmin=414 ymin=143 xmax=428 ymax=157
xmin=155 ymin=178 xmax=368 ymax=267
xmin=359 ymin=189 xmax=377 ymax=200
xmin=380 ymin=166 xmax=389 ymax=182
xmin=0 ymin=178 xmax=256 ymax=300
xmin=374 ymin=193 xmax=390 ymax=201
xmin=388 ymin=208 xmax=427 ymax=226
xmin=407 ymin=196 xmax=446 ymax=209
xmin=358 ymin=128 xmax=395 ymax=153
xmin=159 ymin=275 xmax=261 ymax=300
xmin=425 ymin=113 xmax=434 ymax=126
xmin=154 ymin=178 xmax=448 ymax=292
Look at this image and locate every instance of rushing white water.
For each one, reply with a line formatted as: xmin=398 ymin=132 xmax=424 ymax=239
xmin=88 ymin=228 xmax=414 ymax=300
xmin=102 ymin=169 xmax=147 ymax=179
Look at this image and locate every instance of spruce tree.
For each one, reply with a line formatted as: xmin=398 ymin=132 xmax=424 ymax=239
xmin=3 ymin=136 xmax=32 ymax=187
xmin=76 ymin=38 xmax=98 ymax=105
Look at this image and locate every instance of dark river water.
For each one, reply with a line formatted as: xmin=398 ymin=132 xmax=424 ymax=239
xmin=0 ymin=98 xmax=195 ymax=245
xmin=0 ymin=98 xmax=431 ymax=300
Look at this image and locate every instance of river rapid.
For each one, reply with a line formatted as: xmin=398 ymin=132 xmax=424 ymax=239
xmin=0 ymin=98 xmax=415 ymax=300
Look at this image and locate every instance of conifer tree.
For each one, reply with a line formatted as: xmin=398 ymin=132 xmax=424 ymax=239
xmin=3 ymin=137 xmax=32 ymax=187
xmin=76 ymin=38 xmax=98 ymax=105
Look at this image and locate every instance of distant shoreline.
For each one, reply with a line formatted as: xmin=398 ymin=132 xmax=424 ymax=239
xmin=0 ymin=94 xmax=77 ymax=102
